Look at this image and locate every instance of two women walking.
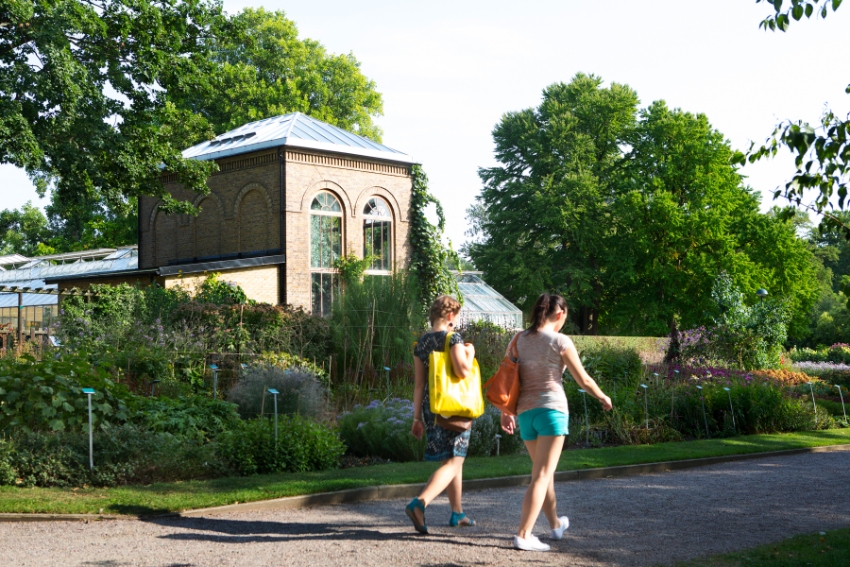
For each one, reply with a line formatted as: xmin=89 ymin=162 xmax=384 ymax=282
xmin=406 ymin=293 xmax=612 ymax=552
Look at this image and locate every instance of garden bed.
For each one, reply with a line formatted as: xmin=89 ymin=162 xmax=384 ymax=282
xmin=1 ymin=429 xmax=848 ymax=516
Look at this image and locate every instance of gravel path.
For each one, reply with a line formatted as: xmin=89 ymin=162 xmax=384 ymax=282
xmin=2 ymin=450 xmax=849 ymax=567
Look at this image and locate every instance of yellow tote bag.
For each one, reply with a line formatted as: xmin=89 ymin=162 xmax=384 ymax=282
xmin=428 ymin=332 xmax=485 ymax=419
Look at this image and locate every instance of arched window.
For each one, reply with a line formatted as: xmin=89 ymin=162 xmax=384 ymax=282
xmin=310 ymin=192 xmax=343 ymax=316
xmin=363 ymin=197 xmax=392 ymax=272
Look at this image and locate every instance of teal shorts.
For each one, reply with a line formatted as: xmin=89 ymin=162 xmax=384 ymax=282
xmin=518 ymin=408 xmax=569 ymax=441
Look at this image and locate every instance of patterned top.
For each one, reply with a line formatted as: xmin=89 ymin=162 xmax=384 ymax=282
xmin=414 ymin=330 xmax=470 ymax=461
xmin=509 ymin=329 xmax=573 ymax=415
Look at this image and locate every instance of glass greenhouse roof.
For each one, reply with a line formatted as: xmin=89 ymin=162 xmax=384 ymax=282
xmin=0 ymin=248 xmax=138 ymax=308
xmin=456 ymin=273 xmax=523 ymax=329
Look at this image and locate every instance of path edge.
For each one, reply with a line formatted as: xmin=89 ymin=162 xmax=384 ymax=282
xmin=3 ymin=442 xmax=848 ymax=523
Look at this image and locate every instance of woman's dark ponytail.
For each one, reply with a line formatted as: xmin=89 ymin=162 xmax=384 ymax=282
xmin=527 ymin=293 xmax=568 ymax=334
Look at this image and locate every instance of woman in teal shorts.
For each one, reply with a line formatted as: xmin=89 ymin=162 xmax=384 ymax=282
xmin=501 ymin=293 xmax=613 ymax=552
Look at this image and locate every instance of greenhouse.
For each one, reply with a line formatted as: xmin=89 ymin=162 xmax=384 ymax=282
xmin=455 ymin=272 xmax=523 ymax=329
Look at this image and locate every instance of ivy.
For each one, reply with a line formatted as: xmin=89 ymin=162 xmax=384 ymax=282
xmin=408 ymin=165 xmax=462 ymax=309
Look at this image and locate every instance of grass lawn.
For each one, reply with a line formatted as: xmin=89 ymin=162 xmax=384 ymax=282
xmin=670 ymin=527 xmax=850 ymax=567
xmin=1 ymin=429 xmax=848 ymax=516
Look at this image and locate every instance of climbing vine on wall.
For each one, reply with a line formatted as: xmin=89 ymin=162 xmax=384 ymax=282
xmin=409 ymin=165 xmax=462 ymax=309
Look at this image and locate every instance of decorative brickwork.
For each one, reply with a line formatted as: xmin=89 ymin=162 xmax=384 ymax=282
xmin=140 ymin=146 xmax=412 ymax=311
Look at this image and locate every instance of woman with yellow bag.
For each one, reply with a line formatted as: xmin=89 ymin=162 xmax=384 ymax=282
xmin=405 ymin=295 xmax=479 ymax=534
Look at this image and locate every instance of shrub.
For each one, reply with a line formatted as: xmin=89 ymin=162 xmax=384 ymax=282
xmin=673 ymin=273 xmax=789 ymax=370
xmin=455 ymin=322 xmax=512 ymax=380
xmin=0 ymin=354 xmax=130 ymax=433
xmin=791 ymin=361 xmax=850 ymax=388
xmin=337 ymin=399 xmax=425 ymax=462
xmin=216 ymin=415 xmax=344 ymax=475
xmin=256 ymin=352 xmax=329 ymax=386
xmin=579 ymin=345 xmax=643 ymax=383
xmin=751 ymin=368 xmax=818 ymax=387
xmin=227 ymin=364 xmax=328 ymax=420
xmin=0 ymin=425 xmax=225 ymax=487
xmin=128 ymin=396 xmax=241 ymax=442
xmin=468 ymin=404 xmax=525 ymax=457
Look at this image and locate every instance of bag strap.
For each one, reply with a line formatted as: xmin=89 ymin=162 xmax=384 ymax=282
xmin=508 ymin=332 xmax=520 ymax=361
xmin=443 ymin=331 xmax=454 ymax=353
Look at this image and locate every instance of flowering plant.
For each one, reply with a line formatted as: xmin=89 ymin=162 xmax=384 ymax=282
xmin=337 ymin=399 xmax=425 ymax=462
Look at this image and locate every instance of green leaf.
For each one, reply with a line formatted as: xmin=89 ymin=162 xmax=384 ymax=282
xmin=48 ymin=419 xmax=65 ymax=431
xmin=806 ymin=3 xmax=814 ymax=16
xmin=792 ymin=4 xmax=804 ymax=19
xmin=833 ymin=0 xmax=842 ymax=11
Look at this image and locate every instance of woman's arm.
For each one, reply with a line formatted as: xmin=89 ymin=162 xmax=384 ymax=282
xmin=411 ymin=356 xmax=426 ymax=439
xmin=561 ymin=345 xmax=613 ymax=411
xmin=450 ymin=342 xmax=475 ymax=378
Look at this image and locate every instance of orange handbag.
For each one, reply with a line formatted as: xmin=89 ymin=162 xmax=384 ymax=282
xmin=483 ymin=332 xmax=521 ymax=416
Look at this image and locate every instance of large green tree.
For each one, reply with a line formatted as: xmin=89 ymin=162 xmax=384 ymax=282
xmin=0 ymin=202 xmax=53 ymax=256
xmin=0 ymin=0 xmax=222 ymax=231
xmin=467 ymin=75 xmax=820 ymax=336
xmin=469 ymin=74 xmax=639 ymax=333
xmin=2 ymin=4 xmax=384 ymax=252
xmin=181 ymin=8 xmax=383 ymax=140
xmin=608 ymin=101 xmax=819 ymax=337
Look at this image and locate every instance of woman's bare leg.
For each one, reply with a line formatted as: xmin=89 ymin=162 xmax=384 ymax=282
xmin=517 ymin=436 xmax=565 ymax=539
xmin=410 ymin=456 xmax=465 ymax=524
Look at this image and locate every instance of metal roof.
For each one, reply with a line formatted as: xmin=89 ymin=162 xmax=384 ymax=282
xmin=456 ymin=273 xmax=523 ymax=329
xmin=182 ymin=112 xmax=414 ymax=164
xmin=0 ymin=254 xmax=30 ymax=267
xmin=0 ymin=250 xmax=138 ymax=285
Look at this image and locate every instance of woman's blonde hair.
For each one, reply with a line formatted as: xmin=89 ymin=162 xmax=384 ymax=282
xmin=429 ymin=295 xmax=461 ymax=326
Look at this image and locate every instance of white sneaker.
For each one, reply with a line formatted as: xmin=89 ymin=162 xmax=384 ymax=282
xmin=551 ymin=516 xmax=570 ymax=540
xmin=513 ymin=534 xmax=551 ymax=552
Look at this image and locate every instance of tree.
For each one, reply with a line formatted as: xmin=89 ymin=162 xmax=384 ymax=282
xmin=2 ymin=5 xmax=384 ymax=251
xmin=0 ymin=0 xmax=222 ymax=228
xmin=0 ymin=202 xmax=53 ymax=256
xmin=740 ymin=0 xmax=850 ymax=237
xmin=468 ymin=74 xmax=639 ymax=333
xmin=468 ymin=76 xmax=820 ymax=336
xmin=608 ymin=101 xmax=820 ymax=338
xmin=180 ymin=8 xmax=383 ymax=140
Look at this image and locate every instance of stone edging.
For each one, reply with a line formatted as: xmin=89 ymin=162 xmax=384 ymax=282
xmin=2 ymin=443 xmax=848 ymax=523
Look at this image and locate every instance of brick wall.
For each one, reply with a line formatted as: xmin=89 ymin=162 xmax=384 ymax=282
xmin=139 ymin=151 xmax=280 ymax=269
xmin=163 ymin=265 xmax=279 ymax=305
xmin=139 ymin=146 xmax=412 ymax=310
xmin=284 ymin=150 xmax=412 ymax=311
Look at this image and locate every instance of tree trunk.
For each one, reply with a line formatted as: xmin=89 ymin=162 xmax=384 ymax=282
xmin=580 ymin=306 xmax=599 ymax=335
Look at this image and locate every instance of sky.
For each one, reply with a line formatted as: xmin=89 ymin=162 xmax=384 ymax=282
xmin=1 ymin=0 xmax=849 ymax=248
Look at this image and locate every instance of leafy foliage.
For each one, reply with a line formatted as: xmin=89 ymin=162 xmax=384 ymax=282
xmin=740 ymin=0 xmax=850 ymax=238
xmin=194 ymin=273 xmax=248 ymax=305
xmin=337 ymin=398 xmax=424 ymax=462
xmin=0 ymin=202 xmax=54 ymax=256
xmin=128 ymin=396 xmax=241 ymax=443
xmin=675 ymin=274 xmax=790 ymax=370
xmin=185 ymin=8 xmax=383 ymax=140
xmin=56 ymin=278 xmax=331 ymax=395
xmin=216 ymin=415 xmax=344 ymax=475
xmin=468 ymin=75 xmax=819 ymax=336
xmin=0 ymin=355 xmax=130 ymax=433
xmin=0 ymin=0 xmax=221 ymax=229
xmin=333 ymin=253 xmax=372 ymax=285
xmin=0 ymin=425 xmax=224 ymax=487
xmin=408 ymin=165 xmax=462 ymax=309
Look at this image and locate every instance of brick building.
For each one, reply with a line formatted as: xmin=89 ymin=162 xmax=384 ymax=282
xmin=138 ymin=113 xmax=415 ymax=315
